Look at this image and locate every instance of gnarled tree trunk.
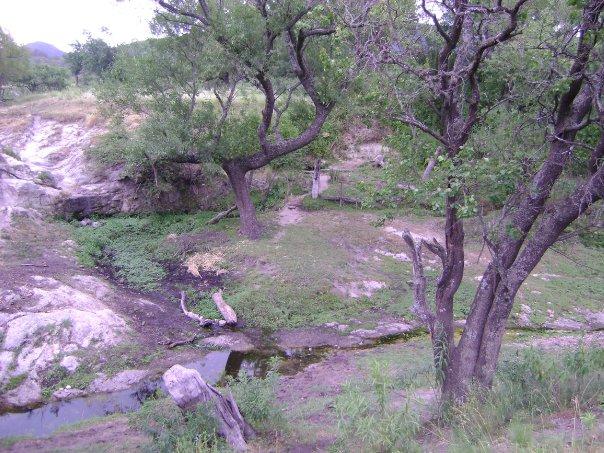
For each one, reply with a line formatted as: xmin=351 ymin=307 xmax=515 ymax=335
xmin=224 ymin=162 xmax=261 ymax=240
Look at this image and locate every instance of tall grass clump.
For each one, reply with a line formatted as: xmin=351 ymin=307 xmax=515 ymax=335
xmin=130 ymin=396 xmax=223 ymax=453
xmin=446 ymin=346 xmax=604 ymax=448
xmin=224 ymin=357 xmax=285 ymax=433
xmin=333 ymin=360 xmax=422 ymax=452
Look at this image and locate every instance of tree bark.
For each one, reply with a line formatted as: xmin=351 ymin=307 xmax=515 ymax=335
xmin=311 ymin=158 xmax=321 ymax=199
xmin=223 ymin=162 xmax=262 ymax=240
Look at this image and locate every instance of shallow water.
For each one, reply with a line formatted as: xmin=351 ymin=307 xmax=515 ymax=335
xmin=0 ymin=347 xmax=326 ymax=439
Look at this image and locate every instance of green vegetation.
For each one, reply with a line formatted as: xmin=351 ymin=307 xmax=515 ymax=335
xmin=224 ymin=358 xmax=284 ymax=432
xmin=71 ymin=213 xmax=215 ymax=290
xmin=130 ymin=397 xmax=222 ymax=453
xmin=3 ymin=373 xmax=27 ymax=392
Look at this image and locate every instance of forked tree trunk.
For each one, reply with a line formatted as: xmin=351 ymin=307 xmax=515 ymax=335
xmin=224 ymin=162 xmax=262 ymax=239
xmin=311 ymin=158 xmax=321 ymax=199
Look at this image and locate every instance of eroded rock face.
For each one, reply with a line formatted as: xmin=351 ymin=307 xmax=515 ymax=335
xmin=0 ymin=276 xmax=129 ymax=409
xmin=0 ymin=115 xmax=228 ymax=225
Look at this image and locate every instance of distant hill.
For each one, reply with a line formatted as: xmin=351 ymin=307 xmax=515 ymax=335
xmin=25 ymin=42 xmax=66 ymax=65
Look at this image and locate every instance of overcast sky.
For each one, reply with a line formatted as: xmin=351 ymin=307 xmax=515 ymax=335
xmin=1 ymin=0 xmax=157 ymax=51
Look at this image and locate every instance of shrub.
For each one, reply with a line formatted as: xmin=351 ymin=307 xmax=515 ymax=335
xmin=446 ymin=346 xmax=604 ymax=448
xmin=224 ymin=358 xmax=284 ymax=432
xmin=333 ymin=360 xmax=421 ymax=452
xmin=130 ymin=397 xmax=222 ymax=453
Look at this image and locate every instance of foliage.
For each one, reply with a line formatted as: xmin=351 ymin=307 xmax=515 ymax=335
xmin=70 ymin=213 xmax=214 ymax=290
xmin=446 ymin=346 xmax=604 ymax=448
xmin=3 ymin=373 xmax=27 ymax=392
xmin=130 ymin=397 xmax=223 ymax=453
xmin=0 ymin=27 xmax=30 ymax=99
xmin=66 ymin=37 xmax=115 ymax=83
xmin=224 ymin=357 xmax=284 ymax=432
xmin=333 ymin=361 xmax=421 ymax=452
xmin=19 ymin=64 xmax=69 ymax=92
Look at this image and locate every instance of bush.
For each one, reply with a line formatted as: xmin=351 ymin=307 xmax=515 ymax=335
xmin=224 ymin=358 xmax=284 ymax=433
xmin=447 ymin=346 xmax=604 ymax=448
xmin=20 ymin=64 xmax=69 ymax=92
xmin=130 ymin=397 xmax=222 ymax=453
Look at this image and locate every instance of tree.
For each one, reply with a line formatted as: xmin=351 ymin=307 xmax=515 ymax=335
xmin=148 ymin=0 xmax=370 ymax=238
xmin=82 ymin=37 xmax=115 ymax=77
xmin=65 ymin=37 xmax=115 ymax=85
xmin=20 ymin=64 xmax=69 ymax=92
xmin=64 ymin=43 xmax=85 ymax=86
xmin=0 ymin=27 xmax=30 ymax=100
xmin=377 ymin=0 xmax=604 ymax=400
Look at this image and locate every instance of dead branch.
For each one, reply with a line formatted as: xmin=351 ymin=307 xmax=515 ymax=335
xmin=212 ymin=290 xmax=237 ymax=326
xmin=401 ymin=230 xmax=435 ymax=336
xmin=207 ymin=205 xmax=237 ymax=225
xmin=320 ymin=195 xmax=363 ymax=204
xmin=167 ymin=335 xmax=200 ymax=349
xmin=163 ymin=365 xmax=255 ymax=451
xmin=179 ymin=291 xmax=214 ymax=327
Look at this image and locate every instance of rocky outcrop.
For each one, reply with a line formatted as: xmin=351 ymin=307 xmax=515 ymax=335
xmin=0 ymin=115 xmax=229 ymax=226
xmin=0 ymin=276 xmax=129 ymax=410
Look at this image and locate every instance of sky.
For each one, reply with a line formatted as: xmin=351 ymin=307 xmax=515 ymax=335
xmin=1 ymin=0 xmax=157 ymax=52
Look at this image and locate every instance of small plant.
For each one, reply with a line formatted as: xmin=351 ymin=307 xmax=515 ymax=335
xmin=508 ymin=416 xmax=533 ymax=448
xmin=224 ymin=357 xmax=284 ymax=432
xmin=35 ymin=170 xmax=57 ymax=187
xmin=333 ymin=360 xmax=421 ymax=453
xmin=3 ymin=373 xmax=27 ymax=392
xmin=580 ymin=411 xmax=597 ymax=430
xmin=0 ymin=146 xmax=20 ymax=161
xmin=130 ymin=396 xmax=222 ymax=453
xmin=301 ymin=195 xmax=330 ymax=211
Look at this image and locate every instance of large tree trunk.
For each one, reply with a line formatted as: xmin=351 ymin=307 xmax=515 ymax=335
xmin=224 ymin=162 xmax=262 ymax=239
xmin=311 ymin=158 xmax=321 ymax=199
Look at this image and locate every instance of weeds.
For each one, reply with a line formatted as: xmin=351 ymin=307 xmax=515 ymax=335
xmin=224 ymin=357 xmax=284 ymax=433
xmin=3 ymin=373 xmax=27 ymax=392
xmin=130 ymin=397 xmax=223 ymax=453
xmin=333 ymin=360 xmax=421 ymax=452
xmin=444 ymin=346 xmax=604 ymax=449
xmin=70 ymin=213 xmax=214 ymax=290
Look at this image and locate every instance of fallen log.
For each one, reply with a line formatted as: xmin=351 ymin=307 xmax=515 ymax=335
xmin=179 ymin=291 xmax=214 ymax=327
xmin=212 ymin=289 xmax=237 ymax=326
xmin=320 ymin=195 xmax=363 ymax=205
xmin=163 ymin=364 xmax=255 ymax=452
xmin=207 ymin=205 xmax=237 ymax=225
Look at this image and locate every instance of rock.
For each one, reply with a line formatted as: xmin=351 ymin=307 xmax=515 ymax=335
xmin=584 ymin=311 xmax=604 ymax=330
xmin=2 ymin=378 xmax=42 ymax=409
xmin=163 ymin=365 xmax=254 ymax=452
xmin=350 ymin=322 xmax=416 ymax=339
xmin=88 ymin=369 xmax=149 ymax=393
xmin=3 ymin=308 xmax=126 ymax=351
xmin=80 ymin=218 xmax=92 ymax=226
xmin=52 ymin=387 xmax=86 ymax=400
xmin=516 ymin=304 xmax=533 ymax=328
xmin=201 ymin=333 xmax=255 ymax=352
xmin=543 ymin=318 xmax=586 ymax=331
xmin=60 ymin=355 xmax=80 ymax=373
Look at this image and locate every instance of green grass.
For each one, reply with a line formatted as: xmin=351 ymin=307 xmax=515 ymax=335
xmin=3 ymin=373 xmax=27 ymax=392
xmin=130 ymin=396 xmax=223 ymax=453
xmin=70 ymin=212 xmax=217 ymax=290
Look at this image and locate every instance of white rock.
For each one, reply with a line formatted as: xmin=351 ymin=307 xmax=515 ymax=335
xmin=3 ymin=308 xmax=126 ymax=351
xmin=60 ymin=355 xmax=80 ymax=373
xmin=88 ymin=369 xmax=149 ymax=393
xmin=1 ymin=378 xmax=42 ymax=408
